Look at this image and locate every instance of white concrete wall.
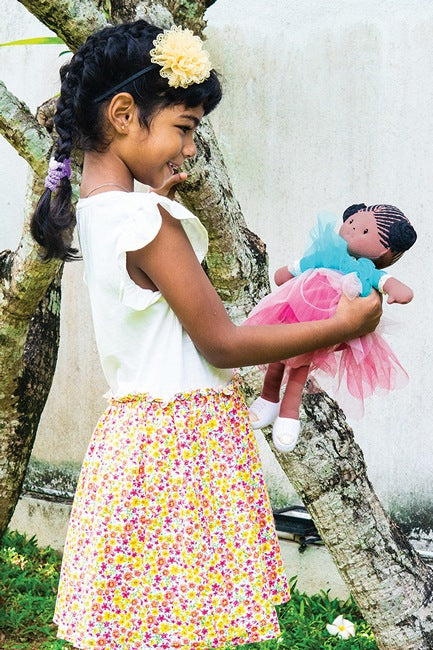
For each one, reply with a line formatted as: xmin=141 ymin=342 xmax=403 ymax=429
xmin=1 ymin=0 xmax=432 ymax=543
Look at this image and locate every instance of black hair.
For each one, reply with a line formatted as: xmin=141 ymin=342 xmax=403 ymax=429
xmin=31 ymin=20 xmax=222 ymax=261
xmin=342 ymin=203 xmax=417 ymax=263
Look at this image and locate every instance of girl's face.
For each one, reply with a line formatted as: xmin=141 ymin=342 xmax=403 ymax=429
xmin=339 ymin=209 xmax=389 ymax=260
xmin=121 ymin=103 xmax=204 ymax=188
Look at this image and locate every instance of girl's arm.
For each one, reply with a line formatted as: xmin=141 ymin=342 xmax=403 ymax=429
xmin=127 ymin=208 xmax=382 ymax=369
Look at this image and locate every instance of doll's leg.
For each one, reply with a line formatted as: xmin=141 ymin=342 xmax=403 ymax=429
xmin=261 ymin=361 xmax=285 ymax=402
xmin=249 ymin=362 xmax=284 ymax=430
xmin=279 ymin=365 xmax=310 ymax=419
xmin=273 ymin=364 xmax=310 ymax=452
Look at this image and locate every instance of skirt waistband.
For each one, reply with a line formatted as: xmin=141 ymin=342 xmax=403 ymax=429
xmin=107 ymin=374 xmax=242 ymax=406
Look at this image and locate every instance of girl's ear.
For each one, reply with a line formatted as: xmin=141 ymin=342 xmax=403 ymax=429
xmin=342 ymin=203 xmax=367 ymax=222
xmin=106 ymin=93 xmax=136 ymax=133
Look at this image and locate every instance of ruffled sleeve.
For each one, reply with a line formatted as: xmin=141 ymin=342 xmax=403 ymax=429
xmin=115 ymin=192 xmax=208 ymax=310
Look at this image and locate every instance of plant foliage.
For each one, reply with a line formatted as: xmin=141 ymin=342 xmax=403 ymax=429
xmin=0 ymin=37 xmax=64 ymax=47
xmin=0 ymin=530 xmax=71 ymax=649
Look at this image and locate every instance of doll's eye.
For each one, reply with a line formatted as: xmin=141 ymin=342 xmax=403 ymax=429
xmin=349 ymin=219 xmax=353 ymax=224
xmin=363 ymin=228 xmax=368 ymax=234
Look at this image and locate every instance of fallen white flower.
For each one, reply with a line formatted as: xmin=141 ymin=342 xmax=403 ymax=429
xmin=326 ymin=614 xmax=356 ymax=640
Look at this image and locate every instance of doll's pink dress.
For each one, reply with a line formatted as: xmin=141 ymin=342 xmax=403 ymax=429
xmin=243 ymin=214 xmax=408 ymax=417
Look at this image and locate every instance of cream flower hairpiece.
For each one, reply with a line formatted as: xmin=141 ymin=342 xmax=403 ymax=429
xmin=150 ymin=25 xmax=212 ymax=89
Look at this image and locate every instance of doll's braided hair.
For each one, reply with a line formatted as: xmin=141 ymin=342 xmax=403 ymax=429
xmin=342 ymin=203 xmax=417 ymax=264
xmin=31 ymin=20 xmax=222 ymax=261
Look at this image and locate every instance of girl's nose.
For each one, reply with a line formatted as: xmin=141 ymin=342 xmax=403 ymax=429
xmin=183 ymin=137 xmax=197 ymax=159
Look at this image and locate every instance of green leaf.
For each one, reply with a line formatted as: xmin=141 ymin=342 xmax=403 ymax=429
xmin=0 ymin=37 xmax=65 ymax=47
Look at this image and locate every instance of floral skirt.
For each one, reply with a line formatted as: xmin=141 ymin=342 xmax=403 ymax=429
xmin=54 ymin=379 xmax=290 ymax=649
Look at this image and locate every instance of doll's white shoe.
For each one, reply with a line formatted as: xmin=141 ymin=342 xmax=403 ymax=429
xmin=272 ymin=417 xmax=300 ymax=452
xmin=249 ymin=397 xmax=281 ymax=430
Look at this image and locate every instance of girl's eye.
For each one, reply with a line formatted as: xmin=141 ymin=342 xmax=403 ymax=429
xmin=363 ymin=228 xmax=368 ymax=234
xmin=177 ymin=126 xmax=191 ymax=134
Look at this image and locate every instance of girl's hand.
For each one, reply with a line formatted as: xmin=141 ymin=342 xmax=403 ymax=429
xmin=150 ymin=172 xmax=187 ymax=199
xmin=333 ymin=292 xmax=383 ymax=340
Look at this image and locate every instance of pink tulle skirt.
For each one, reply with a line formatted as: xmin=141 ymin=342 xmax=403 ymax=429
xmin=244 ymin=269 xmax=408 ymax=417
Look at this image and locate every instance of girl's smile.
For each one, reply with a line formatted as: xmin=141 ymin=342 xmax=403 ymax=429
xmin=115 ymin=101 xmax=204 ymax=189
xmin=79 ymin=101 xmax=204 ymax=198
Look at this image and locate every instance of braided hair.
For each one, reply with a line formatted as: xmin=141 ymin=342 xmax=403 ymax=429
xmin=31 ymin=20 xmax=222 ymax=261
xmin=342 ymin=203 xmax=417 ymax=264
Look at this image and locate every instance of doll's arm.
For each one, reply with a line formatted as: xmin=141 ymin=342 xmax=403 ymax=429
xmin=380 ymin=276 xmax=414 ymax=304
xmin=274 ymin=266 xmax=295 ymax=286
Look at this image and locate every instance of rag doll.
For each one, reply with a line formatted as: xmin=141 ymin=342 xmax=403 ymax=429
xmin=244 ymin=203 xmax=417 ymax=452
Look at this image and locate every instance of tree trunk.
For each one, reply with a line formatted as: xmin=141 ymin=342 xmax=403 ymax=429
xmin=265 ymin=382 xmax=433 ymax=649
xmin=1 ymin=2 xmax=432 ymax=648
xmin=0 ymin=272 xmax=62 ymax=535
xmin=0 ymin=172 xmax=63 ymax=536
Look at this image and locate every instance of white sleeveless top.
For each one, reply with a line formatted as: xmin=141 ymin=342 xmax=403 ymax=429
xmin=77 ymin=191 xmax=233 ymax=399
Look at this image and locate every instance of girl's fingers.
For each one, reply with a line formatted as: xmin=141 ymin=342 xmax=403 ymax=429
xmin=151 ymin=172 xmax=187 ymax=198
xmin=334 ymin=291 xmax=382 ymax=339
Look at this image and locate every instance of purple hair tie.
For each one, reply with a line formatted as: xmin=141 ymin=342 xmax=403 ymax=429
xmin=44 ymin=157 xmax=72 ymax=192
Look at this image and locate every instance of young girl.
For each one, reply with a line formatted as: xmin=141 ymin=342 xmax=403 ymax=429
xmin=31 ymin=20 xmax=382 ymax=650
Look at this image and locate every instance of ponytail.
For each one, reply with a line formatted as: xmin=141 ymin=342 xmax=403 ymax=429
xmin=31 ymin=160 xmax=78 ymax=261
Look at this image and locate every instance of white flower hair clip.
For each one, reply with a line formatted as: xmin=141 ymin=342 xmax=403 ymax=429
xmin=150 ymin=25 xmax=212 ymax=89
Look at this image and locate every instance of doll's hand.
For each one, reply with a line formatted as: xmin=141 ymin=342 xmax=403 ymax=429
xmin=333 ymin=292 xmax=383 ymax=339
xmin=150 ymin=172 xmax=188 ymax=200
xmin=274 ymin=266 xmax=295 ymax=286
xmin=383 ymin=277 xmax=414 ymax=304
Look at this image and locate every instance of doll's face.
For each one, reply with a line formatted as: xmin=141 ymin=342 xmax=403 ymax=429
xmin=339 ymin=210 xmax=389 ymax=260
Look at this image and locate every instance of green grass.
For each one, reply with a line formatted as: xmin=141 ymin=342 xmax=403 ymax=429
xmin=0 ymin=530 xmax=71 ymax=649
xmin=0 ymin=530 xmax=377 ymax=649
xmin=240 ymin=578 xmax=378 ymax=649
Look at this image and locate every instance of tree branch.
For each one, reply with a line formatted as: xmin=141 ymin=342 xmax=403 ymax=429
xmin=17 ymin=0 xmax=108 ymax=51
xmin=164 ymin=1 xmax=207 ymax=33
xmin=3 ymin=173 xmax=62 ymax=319
xmin=0 ymin=80 xmax=53 ymax=177
xmin=111 ymin=1 xmax=174 ymax=27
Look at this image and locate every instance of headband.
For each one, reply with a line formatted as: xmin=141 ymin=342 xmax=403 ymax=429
xmin=94 ymin=25 xmax=212 ymax=104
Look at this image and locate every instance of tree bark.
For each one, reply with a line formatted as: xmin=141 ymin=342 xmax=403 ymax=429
xmin=17 ymin=0 xmax=107 ymax=51
xmin=111 ymin=0 xmax=209 ymax=33
xmin=0 ymin=80 xmax=53 ymax=177
xmin=0 ymin=173 xmax=63 ymax=536
xmin=265 ymin=382 xmax=433 ymax=649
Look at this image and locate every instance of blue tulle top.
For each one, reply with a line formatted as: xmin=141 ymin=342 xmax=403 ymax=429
xmin=295 ymin=212 xmax=386 ymax=297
